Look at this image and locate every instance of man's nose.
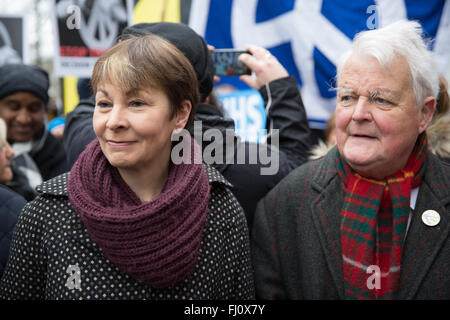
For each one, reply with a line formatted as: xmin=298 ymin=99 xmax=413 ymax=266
xmin=16 ymin=109 xmax=32 ymax=124
xmin=351 ymin=96 xmax=372 ymax=122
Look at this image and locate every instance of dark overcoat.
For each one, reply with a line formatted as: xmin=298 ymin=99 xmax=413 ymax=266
xmin=252 ymin=147 xmax=450 ymax=299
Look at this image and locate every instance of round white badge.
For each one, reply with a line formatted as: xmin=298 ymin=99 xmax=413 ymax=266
xmin=421 ymin=210 xmax=440 ymax=227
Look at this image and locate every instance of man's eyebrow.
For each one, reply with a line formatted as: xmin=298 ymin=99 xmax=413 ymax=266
xmin=334 ymin=87 xmax=400 ymax=96
xmin=368 ymin=88 xmax=400 ymax=99
xmin=369 ymin=88 xmax=399 ymax=95
xmin=334 ymin=87 xmax=356 ymax=95
xmin=2 ymin=97 xmax=19 ymax=103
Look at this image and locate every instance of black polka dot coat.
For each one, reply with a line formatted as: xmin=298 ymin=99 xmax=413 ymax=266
xmin=0 ymin=164 xmax=255 ymax=300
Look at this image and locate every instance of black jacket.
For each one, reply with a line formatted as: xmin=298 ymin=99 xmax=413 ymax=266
xmin=63 ymin=98 xmax=97 ymax=167
xmin=0 ymin=165 xmax=254 ymax=299
xmin=29 ymin=129 xmax=69 ymax=181
xmin=0 ymin=185 xmax=26 ymax=277
xmin=9 ymin=128 xmax=69 ymax=201
xmin=63 ymin=77 xmax=311 ymax=229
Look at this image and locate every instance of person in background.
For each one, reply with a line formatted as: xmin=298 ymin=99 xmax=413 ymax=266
xmin=308 ymin=110 xmax=336 ymax=160
xmin=0 ymin=34 xmax=254 ymax=300
xmin=427 ymin=76 xmax=450 ymax=163
xmin=252 ymin=20 xmax=449 ymax=299
xmin=63 ymin=22 xmax=311 ymax=230
xmin=0 ymin=118 xmax=14 ymax=185
xmin=0 ymin=64 xmax=68 ymax=200
xmin=46 ymin=98 xmax=66 ymax=141
xmin=47 ymin=116 xmax=66 ymax=140
xmin=0 ymin=117 xmax=27 ymax=278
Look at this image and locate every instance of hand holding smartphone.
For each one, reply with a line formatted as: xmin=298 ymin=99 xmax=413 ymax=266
xmin=212 ymin=49 xmax=252 ymax=76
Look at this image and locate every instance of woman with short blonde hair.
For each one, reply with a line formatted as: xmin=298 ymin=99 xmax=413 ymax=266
xmin=1 ymin=34 xmax=254 ymax=300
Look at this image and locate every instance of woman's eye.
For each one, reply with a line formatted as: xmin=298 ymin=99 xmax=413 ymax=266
xmin=96 ymin=101 xmax=111 ymax=108
xmin=130 ymin=100 xmax=145 ymax=108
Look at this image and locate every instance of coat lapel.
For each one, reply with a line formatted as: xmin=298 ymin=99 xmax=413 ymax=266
xmin=310 ymin=149 xmax=345 ymax=299
xmin=397 ymin=155 xmax=450 ymax=299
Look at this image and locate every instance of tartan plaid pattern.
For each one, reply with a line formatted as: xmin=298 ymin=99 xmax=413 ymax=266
xmin=336 ymin=133 xmax=427 ymax=299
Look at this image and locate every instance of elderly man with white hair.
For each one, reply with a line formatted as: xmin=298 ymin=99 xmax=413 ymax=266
xmin=251 ymin=20 xmax=449 ymax=300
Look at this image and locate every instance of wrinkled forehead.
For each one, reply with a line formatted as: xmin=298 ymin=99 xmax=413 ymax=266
xmin=335 ymin=86 xmax=402 ymax=100
xmin=337 ymin=53 xmax=413 ymax=93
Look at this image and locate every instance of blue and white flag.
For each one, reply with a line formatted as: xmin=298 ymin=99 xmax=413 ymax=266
xmin=189 ymin=0 xmax=450 ymax=129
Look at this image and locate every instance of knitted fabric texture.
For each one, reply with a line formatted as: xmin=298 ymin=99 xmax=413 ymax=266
xmin=67 ymin=139 xmax=210 ymax=288
xmin=336 ymin=133 xmax=427 ymax=299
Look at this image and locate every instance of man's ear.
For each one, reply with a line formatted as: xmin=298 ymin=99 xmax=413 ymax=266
xmin=175 ymin=100 xmax=192 ymax=130
xmin=418 ymin=96 xmax=436 ymax=134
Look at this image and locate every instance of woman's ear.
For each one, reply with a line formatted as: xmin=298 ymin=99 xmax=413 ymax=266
xmin=418 ymin=96 xmax=436 ymax=134
xmin=175 ymin=100 xmax=192 ymax=130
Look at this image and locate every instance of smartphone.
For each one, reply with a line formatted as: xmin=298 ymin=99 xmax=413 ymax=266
xmin=212 ymin=49 xmax=252 ymax=76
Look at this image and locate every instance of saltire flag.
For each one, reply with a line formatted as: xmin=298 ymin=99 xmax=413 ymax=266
xmin=189 ymin=0 xmax=450 ymax=129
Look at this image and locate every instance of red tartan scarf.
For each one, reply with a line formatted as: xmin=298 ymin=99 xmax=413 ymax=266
xmin=336 ymin=133 xmax=427 ymax=299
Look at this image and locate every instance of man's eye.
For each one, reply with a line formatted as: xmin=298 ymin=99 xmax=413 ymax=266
xmin=28 ymin=104 xmax=44 ymax=113
xmin=375 ymin=98 xmax=390 ymax=104
xmin=6 ymin=103 xmax=20 ymax=111
xmin=372 ymin=97 xmax=394 ymax=107
xmin=339 ymin=95 xmax=355 ymax=105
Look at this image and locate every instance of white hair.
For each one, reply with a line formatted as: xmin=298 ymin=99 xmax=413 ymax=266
xmin=336 ymin=20 xmax=439 ymax=108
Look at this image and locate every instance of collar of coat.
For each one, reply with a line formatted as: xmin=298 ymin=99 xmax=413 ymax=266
xmin=309 ymin=146 xmax=450 ymax=299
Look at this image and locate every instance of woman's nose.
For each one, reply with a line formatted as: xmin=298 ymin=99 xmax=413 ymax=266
xmin=106 ymin=106 xmax=127 ymax=130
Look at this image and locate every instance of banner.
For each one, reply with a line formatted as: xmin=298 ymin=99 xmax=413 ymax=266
xmin=189 ymin=0 xmax=450 ymax=129
xmin=60 ymin=0 xmax=183 ymax=114
xmin=0 ymin=15 xmax=27 ymax=65
xmin=217 ymin=89 xmax=266 ymax=143
xmin=52 ymin=0 xmax=134 ymax=77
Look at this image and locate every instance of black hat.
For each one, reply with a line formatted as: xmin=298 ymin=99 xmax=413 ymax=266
xmin=121 ymin=22 xmax=214 ymax=101
xmin=0 ymin=64 xmax=49 ymax=104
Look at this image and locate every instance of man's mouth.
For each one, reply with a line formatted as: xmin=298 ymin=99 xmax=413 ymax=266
xmin=13 ymin=127 xmax=32 ymax=133
xmin=351 ymin=134 xmax=376 ymax=139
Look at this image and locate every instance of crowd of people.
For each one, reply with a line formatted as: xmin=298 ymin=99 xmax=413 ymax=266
xmin=0 ymin=20 xmax=449 ymax=300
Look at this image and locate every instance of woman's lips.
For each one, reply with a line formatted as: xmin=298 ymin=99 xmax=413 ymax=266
xmin=106 ymin=140 xmax=136 ymax=147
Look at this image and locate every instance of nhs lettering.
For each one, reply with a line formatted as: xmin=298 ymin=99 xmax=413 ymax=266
xmin=217 ymin=89 xmax=266 ymax=143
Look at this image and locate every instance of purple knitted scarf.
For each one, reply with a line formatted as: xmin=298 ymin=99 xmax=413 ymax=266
xmin=67 ymin=139 xmax=210 ymax=288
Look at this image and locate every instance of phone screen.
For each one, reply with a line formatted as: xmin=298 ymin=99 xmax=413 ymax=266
xmin=212 ymin=49 xmax=251 ymax=76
